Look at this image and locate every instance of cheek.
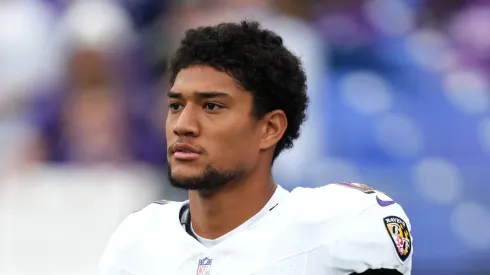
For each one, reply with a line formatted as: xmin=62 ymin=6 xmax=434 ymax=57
xmin=206 ymin=121 xmax=260 ymax=163
xmin=165 ymin=117 xmax=176 ymax=139
xmin=165 ymin=124 xmax=172 ymax=139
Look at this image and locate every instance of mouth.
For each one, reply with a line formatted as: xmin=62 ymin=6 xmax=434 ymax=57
xmin=171 ymin=143 xmax=202 ymax=161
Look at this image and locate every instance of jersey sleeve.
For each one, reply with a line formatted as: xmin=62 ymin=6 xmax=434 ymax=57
xmin=326 ymin=201 xmax=413 ymax=275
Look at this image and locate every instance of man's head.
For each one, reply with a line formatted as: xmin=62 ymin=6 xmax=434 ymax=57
xmin=166 ymin=21 xmax=308 ymax=191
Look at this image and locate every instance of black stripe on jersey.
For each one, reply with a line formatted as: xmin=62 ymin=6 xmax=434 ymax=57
xmin=269 ymin=203 xmax=279 ymax=211
xmin=179 ymin=203 xmax=197 ymax=240
xmin=351 ymin=269 xmax=402 ymax=275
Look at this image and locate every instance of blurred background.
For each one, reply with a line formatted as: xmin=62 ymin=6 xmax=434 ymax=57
xmin=0 ymin=0 xmax=489 ymax=274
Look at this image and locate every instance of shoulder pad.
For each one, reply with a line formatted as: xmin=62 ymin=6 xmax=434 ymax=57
xmin=328 ymin=182 xmax=399 ymax=207
xmin=330 ymin=182 xmax=376 ymax=194
xmin=152 ymin=199 xmax=173 ymax=205
xmin=132 ymin=199 xmax=174 ymax=214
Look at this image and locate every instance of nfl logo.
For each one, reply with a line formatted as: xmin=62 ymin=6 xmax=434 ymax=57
xmin=196 ymin=257 xmax=212 ymax=275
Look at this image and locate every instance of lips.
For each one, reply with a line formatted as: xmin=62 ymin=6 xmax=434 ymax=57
xmin=171 ymin=143 xmax=201 ymax=161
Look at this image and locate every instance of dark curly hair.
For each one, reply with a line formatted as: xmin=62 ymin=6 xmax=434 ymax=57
xmin=169 ymin=20 xmax=309 ymax=161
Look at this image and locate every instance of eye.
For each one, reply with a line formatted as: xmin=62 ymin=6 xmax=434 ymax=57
xmin=168 ymin=102 xmax=183 ymax=112
xmin=204 ymin=103 xmax=222 ymax=111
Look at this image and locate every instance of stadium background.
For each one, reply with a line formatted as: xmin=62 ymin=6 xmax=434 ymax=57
xmin=0 ymin=0 xmax=489 ymax=274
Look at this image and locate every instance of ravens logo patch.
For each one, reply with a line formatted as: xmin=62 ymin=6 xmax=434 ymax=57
xmin=383 ymin=216 xmax=412 ymax=262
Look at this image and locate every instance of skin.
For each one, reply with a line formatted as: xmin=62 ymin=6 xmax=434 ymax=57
xmin=166 ymin=65 xmax=288 ymax=239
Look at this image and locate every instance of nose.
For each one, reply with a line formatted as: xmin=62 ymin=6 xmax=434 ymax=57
xmin=172 ymin=105 xmax=199 ymax=137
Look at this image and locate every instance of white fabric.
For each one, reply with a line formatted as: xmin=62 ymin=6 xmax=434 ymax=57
xmin=99 ymin=183 xmax=413 ymax=275
xmin=191 ymin=185 xmax=289 ymax=247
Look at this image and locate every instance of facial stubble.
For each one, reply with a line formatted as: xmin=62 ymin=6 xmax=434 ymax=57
xmin=167 ymin=163 xmax=246 ymax=193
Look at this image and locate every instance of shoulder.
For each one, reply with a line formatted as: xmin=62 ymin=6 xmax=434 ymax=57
xmin=291 ymin=182 xmax=404 ymax=217
xmin=111 ymin=200 xmax=181 ymax=245
xmin=305 ymin=182 xmax=413 ymax=274
xmin=303 ymin=182 xmax=409 ymax=216
xmin=98 ymin=200 xmax=183 ymax=273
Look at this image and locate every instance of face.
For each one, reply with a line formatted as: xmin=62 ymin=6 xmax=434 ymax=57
xmin=166 ymin=66 xmax=264 ymax=191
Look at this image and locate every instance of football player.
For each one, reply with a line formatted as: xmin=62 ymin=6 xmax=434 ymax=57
xmin=99 ymin=21 xmax=413 ymax=275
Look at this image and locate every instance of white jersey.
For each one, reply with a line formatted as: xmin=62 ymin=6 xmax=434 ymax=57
xmin=99 ymin=183 xmax=413 ymax=275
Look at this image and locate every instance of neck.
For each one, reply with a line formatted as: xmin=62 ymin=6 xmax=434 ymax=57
xmin=188 ymin=169 xmax=276 ymax=240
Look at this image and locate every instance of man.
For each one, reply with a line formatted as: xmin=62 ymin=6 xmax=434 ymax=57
xmin=98 ymin=21 xmax=413 ymax=275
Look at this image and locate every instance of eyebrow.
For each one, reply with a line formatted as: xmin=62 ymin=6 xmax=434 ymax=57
xmin=167 ymin=91 xmax=230 ymax=99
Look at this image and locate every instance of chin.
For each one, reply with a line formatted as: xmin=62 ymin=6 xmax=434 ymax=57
xmin=168 ymin=165 xmax=203 ymax=180
xmin=167 ymin=162 xmax=241 ymax=191
xmin=167 ymin=170 xmax=203 ymax=191
xmin=171 ymin=168 xmax=201 ymax=177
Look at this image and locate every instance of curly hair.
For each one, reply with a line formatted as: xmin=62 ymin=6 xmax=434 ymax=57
xmin=169 ymin=20 xmax=309 ymax=161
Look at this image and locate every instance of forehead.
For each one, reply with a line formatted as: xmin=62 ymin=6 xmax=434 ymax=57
xmin=171 ymin=66 xmax=244 ymax=95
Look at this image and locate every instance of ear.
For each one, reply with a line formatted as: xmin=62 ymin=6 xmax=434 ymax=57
xmin=259 ymin=110 xmax=288 ymax=150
